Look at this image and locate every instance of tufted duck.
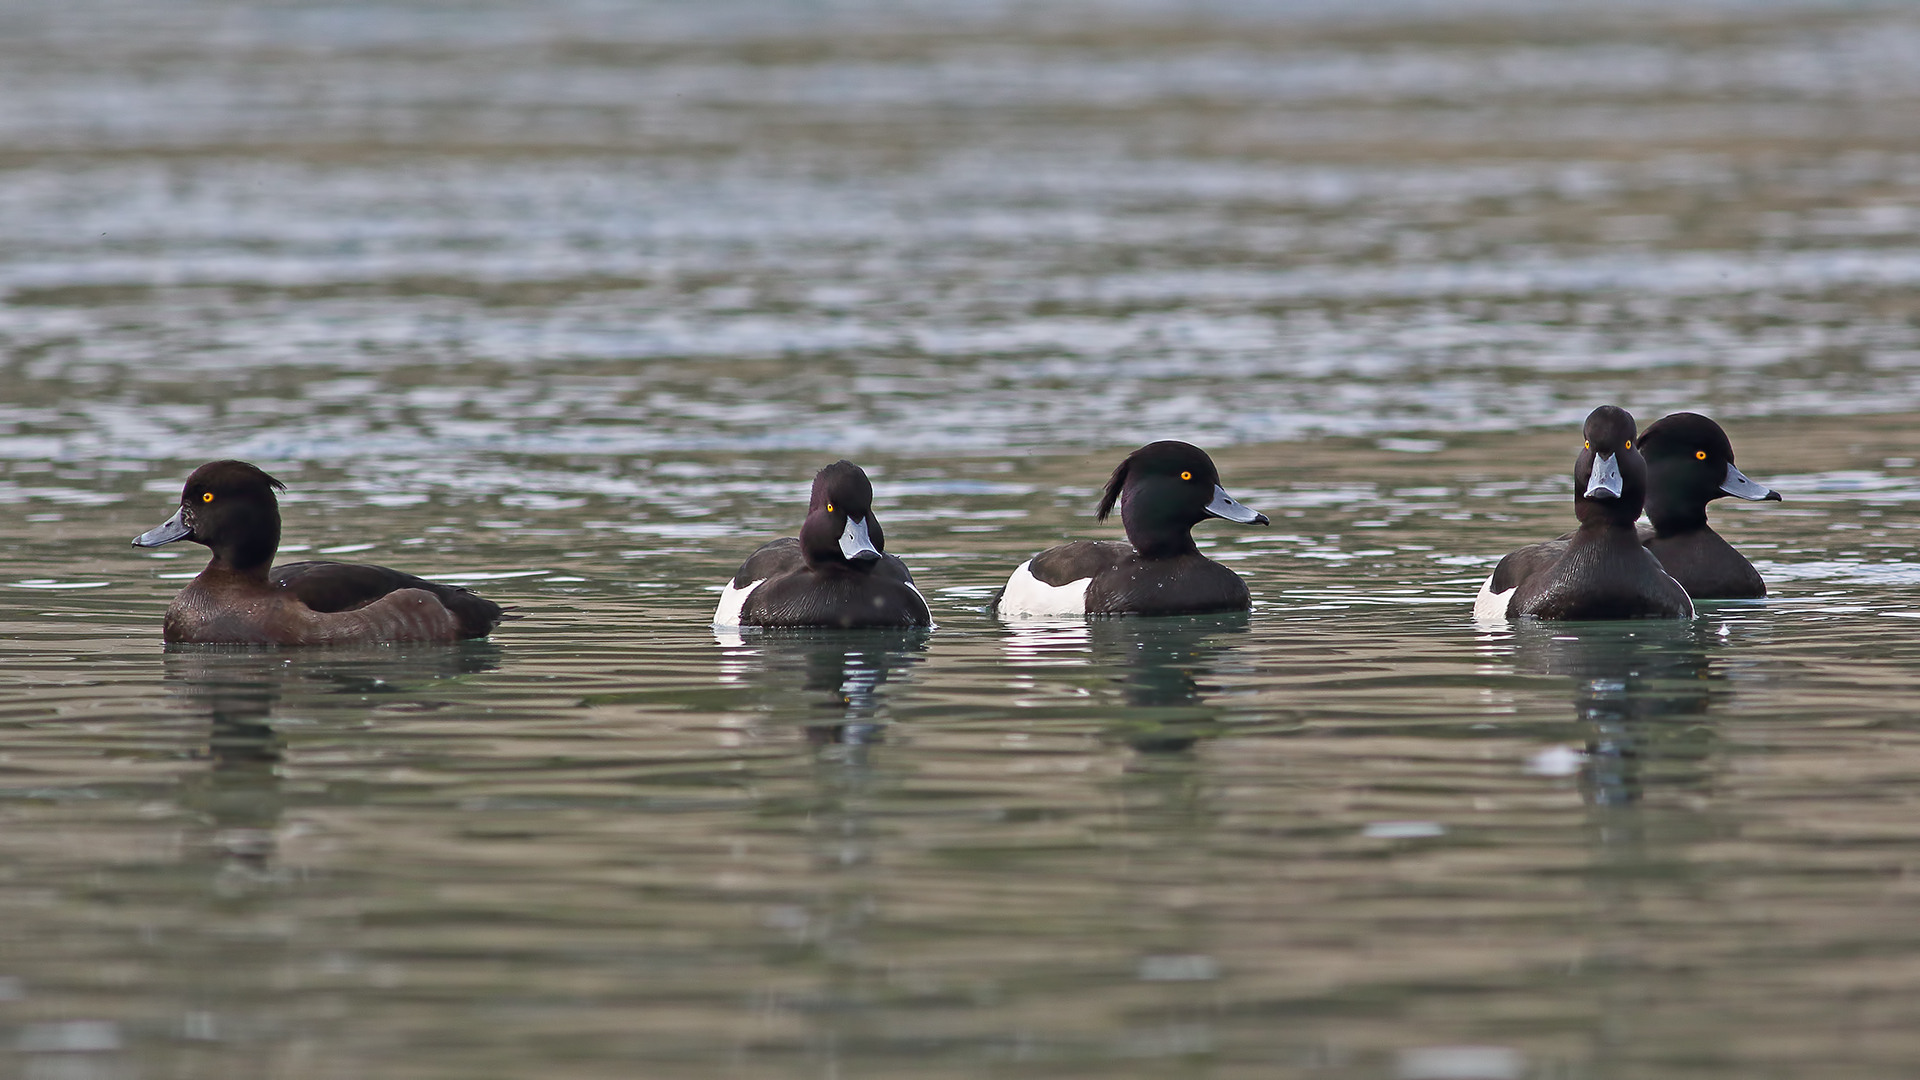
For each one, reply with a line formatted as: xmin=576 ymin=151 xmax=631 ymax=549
xmin=1635 ymin=412 xmax=1780 ymax=599
xmin=1475 ymin=407 xmax=1694 ymax=621
xmin=133 ymin=460 xmax=510 ymax=645
xmin=713 ymin=460 xmax=932 ymax=629
xmin=997 ymin=441 xmax=1268 ymax=618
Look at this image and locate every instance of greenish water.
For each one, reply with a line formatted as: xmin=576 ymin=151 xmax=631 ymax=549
xmin=6 ymin=0 xmax=1920 ymax=1076
xmin=8 ymin=424 xmax=1920 ymax=1077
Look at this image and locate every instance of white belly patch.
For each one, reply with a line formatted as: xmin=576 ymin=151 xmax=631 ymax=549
xmin=712 ymin=578 xmax=764 ymax=628
xmin=996 ymin=559 xmax=1092 ymax=618
xmin=904 ymin=579 xmax=938 ymax=629
xmin=1473 ymin=573 xmax=1515 ymax=623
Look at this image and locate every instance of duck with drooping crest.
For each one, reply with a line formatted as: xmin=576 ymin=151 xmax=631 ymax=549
xmin=1475 ymin=406 xmax=1694 ymax=621
xmin=996 ymin=440 xmax=1268 ymax=618
xmin=133 ymin=460 xmax=510 ymax=645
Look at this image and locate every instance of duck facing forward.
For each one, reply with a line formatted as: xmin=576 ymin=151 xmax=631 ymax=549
xmin=713 ymin=460 xmax=931 ymax=629
xmin=133 ymin=460 xmax=509 ymax=645
xmin=1636 ymin=411 xmax=1781 ymax=599
xmin=1475 ymin=407 xmax=1694 ymax=621
xmin=997 ymin=440 xmax=1268 ymax=618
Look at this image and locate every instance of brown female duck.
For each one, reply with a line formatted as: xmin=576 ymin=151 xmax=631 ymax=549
xmin=133 ymin=460 xmax=509 ymax=645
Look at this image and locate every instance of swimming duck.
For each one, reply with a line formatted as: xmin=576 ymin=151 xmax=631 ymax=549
xmin=1636 ymin=412 xmax=1781 ymax=598
xmin=713 ymin=460 xmax=931 ymax=629
xmin=132 ymin=460 xmax=509 ymax=645
xmin=1475 ymin=406 xmax=1694 ymax=621
xmin=997 ymin=440 xmax=1268 ymax=617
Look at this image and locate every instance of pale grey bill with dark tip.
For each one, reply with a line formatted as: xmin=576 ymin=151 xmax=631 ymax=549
xmin=1720 ymin=463 xmax=1782 ymax=501
xmin=1585 ymin=453 xmax=1624 ymax=499
xmin=838 ymin=515 xmax=882 ymax=562
xmin=132 ymin=506 xmax=192 ymax=547
xmin=1204 ymin=485 xmax=1270 ymax=526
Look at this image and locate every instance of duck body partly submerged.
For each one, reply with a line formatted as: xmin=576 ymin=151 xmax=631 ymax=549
xmin=1481 ymin=527 xmax=1691 ymax=621
xmin=718 ymin=536 xmax=929 ymax=628
xmin=159 ymin=561 xmax=504 ymax=646
xmin=134 ymin=461 xmax=508 ymax=646
xmin=1476 ymin=406 xmax=1693 ymax=622
xmin=1002 ymin=541 xmax=1252 ymax=617
xmin=997 ymin=441 xmax=1267 ymax=618
xmin=1644 ymin=530 xmax=1764 ymax=599
xmin=714 ymin=460 xmax=931 ymax=629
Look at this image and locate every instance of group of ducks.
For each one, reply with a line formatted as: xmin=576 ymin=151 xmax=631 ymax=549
xmin=130 ymin=407 xmax=1777 ymax=645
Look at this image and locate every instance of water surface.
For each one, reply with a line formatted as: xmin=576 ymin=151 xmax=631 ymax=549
xmin=5 ymin=421 xmax=1920 ymax=1077
xmin=6 ymin=0 xmax=1920 ymax=1076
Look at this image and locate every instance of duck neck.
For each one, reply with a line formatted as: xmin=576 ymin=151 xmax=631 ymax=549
xmin=798 ymin=511 xmax=868 ymax=573
xmin=1643 ymin=489 xmax=1708 ymax=537
xmin=1574 ymin=495 xmax=1641 ymax=535
xmin=205 ymin=523 xmax=279 ymax=582
xmin=1122 ymin=503 xmax=1199 ymax=559
xmin=202 ymin=555 xmax=272 ymax=583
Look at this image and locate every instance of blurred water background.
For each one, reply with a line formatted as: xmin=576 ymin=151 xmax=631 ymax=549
xmin=5 ymin=0 xmax=1920 ymax=1076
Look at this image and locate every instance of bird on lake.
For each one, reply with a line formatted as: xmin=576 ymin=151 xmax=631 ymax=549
xmin=1634 ymin=411 xmax=1781 ymax=599
xmin=996 ymin=440 xmax=1268 ymax=618
xmin=132 ymin=460 xmax=510 ymax=645
xmin=1475 ymin=406 xmax=1694 ymax=621
xmin=713 ymin=459 xmax=932 ymax=629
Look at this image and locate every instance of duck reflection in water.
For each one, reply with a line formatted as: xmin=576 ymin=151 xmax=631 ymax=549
xmin=711 ymin=628 xmax=931 ymax=1064
xmin=1505 ymin=621 xmax=1721 ymax=806
xmin=166 ymin=644 xmax=503 ymax=873
xmin=1003 ymin=613 xmax=1251 ymax=754
xmin=714 ymin=628 xmax=929 ymax=746
xmin=157 ymin=645 xmax=501 ymax=1065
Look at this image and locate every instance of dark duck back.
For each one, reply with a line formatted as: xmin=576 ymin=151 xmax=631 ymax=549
xmin=1636 ymin=412 xmax=1781 ymax=599
xmin=997 ymin=440 xmax=1268 ymax=617
xmin=1475 ymin=406 xmax=1693 ymax=621
xmin=132 ymin=460 xmax=509 ymax=645
xmin=713 ymin=460 xmax=931 ymax=629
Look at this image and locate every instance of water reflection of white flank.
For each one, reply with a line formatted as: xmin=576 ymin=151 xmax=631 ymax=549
xmin=1000 ymin=620 xmax=1093 ymax=667
xmin=712 ymin=629 xmax=751 ymax=684
xmin=1000 ymin=620 xmax=1094 ymax=708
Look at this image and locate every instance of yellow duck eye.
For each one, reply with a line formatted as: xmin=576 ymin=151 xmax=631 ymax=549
xmin=1624 ymin=440 xmax=1631 ymax=449
xmin=825 ymin=503 xmax=834 ymax=513
xmin=201 ymin=492 xmax=214 ymax=503
xmin=1583 ymin=441 xmax=1590 ymax=450
xmin=1696 ymin=450 xmax=1708 ymax=460
xmin=1180 ymin=471 xmax=1192 ymax=480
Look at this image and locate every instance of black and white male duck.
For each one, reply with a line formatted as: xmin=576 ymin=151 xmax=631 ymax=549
xmin=713 ymin=460 xmax=931 ymax=629
xmin=1635 ymin=411 xmax=1781 ymax=599
xmin=133 ymin=460 xmax=509 ymax=645
xmin=1474 ymin=406 xmax=1694 ymax=621
xmin=996 ymin=440 xmax=1268 ymax=617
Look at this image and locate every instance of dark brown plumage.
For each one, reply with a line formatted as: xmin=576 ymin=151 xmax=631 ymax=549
xmin=132 ymin=460 xmax=510 ymax=645
xmin=716 ymin=460 xmax=931 ymax=629
xmin=1480 ymin=407 xmax=1693 ymax=621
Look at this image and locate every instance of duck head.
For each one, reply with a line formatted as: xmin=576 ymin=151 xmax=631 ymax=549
xmin=1637 ymin=411 xmax=1780 ymax=534
xmin=1097 ymin=440 xmax=1268 ymax=557
xmin=1573 ymin=406 xmax=1648 ymax=529
xmin=133 ymin=460 xmax=287 ymax=574
xmin=799 ymin=460 xmax=886 ymax=570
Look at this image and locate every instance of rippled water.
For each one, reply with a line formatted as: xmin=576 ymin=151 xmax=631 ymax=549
xmin=7 ymin=0 xmax=1920 ymax=1076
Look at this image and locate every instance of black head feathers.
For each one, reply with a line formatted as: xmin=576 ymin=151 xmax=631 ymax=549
xmin=180 ymin=460 xmax=286 ymax=504
xmin=1097 ymin=441 xmax=1222 ymax=522
xmin=1638 ymin=412 xmax=1735 ymax=464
